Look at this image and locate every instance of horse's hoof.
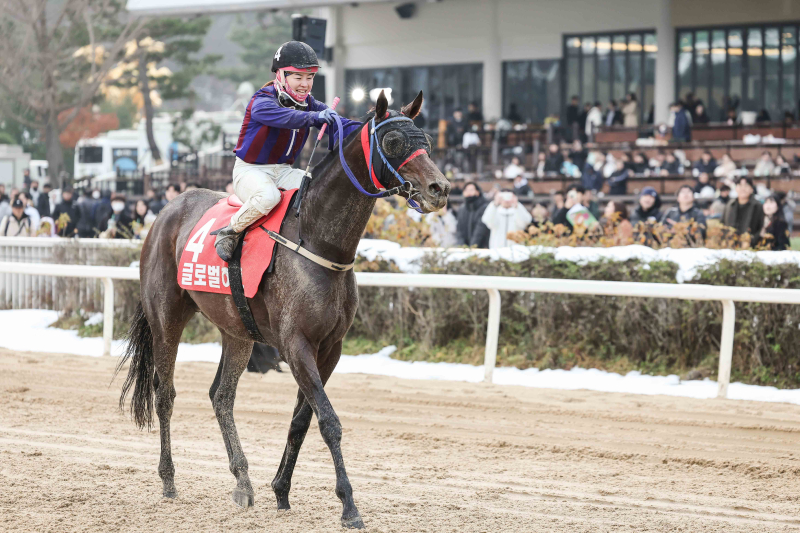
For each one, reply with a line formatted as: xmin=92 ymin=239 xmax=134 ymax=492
xmin=276 ymin=498 xmax=291 ymax=511
xmin=162 ymin=489 xmax=177 ymax=499
xmin=232 ymin=488 xmax=255 ymax=508
xmin=341 ymin=514 xmax=365 ymax=529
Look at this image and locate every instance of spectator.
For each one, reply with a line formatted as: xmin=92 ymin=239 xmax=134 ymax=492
xmin=722 ymin=177 xmax=764 ymax=242
xmin=630 ymin=187 xmax=663 ymax=225
xmin=100 ymin=194 xmax=134 ymax=239
xmin=581 ymin=153 xmax=604 ymax=192
xmin=22 ymin=168 xmax=31 ymax=189
xmin=503 ymin=156 xmax=525 ymax=179
xmin=506 ymin=103 xmax=522 ymax=123
xmin=145 ymin=188 xmax=165 ymax=214
xmin=481 ymin=190 xmax=532 ymax=249
xmin=773 ymin=154 xmax=791 ymax=175
xmin=0 ymin=198 xmax=33 ymax=237
xmin=709 ymin=184 xmax=731 ymax=220
xmin=776 ymin=191 xmax=795 ymax=233
xmin=694 ymin=104 xmax=710 ymax=124
xmin=693 ymin=172 xmax=713 ymax=195
xmin=535 ymin=152 xmax=547 ymax=178
xmin=693 ymin=151 xmax=717 ymax=175
xmin=661 ymin=185 xmax=707 ymax=238
xmin=585 ymin=101 xmax=603 ymax=139
xmin=455 ymin=182 xmax=490 ymax=248
xmin=530 ymin=203 xmax=550 ymax=227
xmin=17 ymin=192 xmax=40 ymax=232
xmin=630 ymin=152 xmax=648 ymax=174
xmin=446 ymin=109 xmax=469 ymax=148
xmin=165 ymin=184 xmax=180 ymax=203
xmin=601 ymin=200 xmax=633 ymax=242
xmin=0 ymin=183 xmax=7 ymax=202
xmin=756 ymin=109 xmax=772 ymax=123
xmin=669 ymin=101 xmax=692 ymax=142
xmin=512 ymin=175 xmax=532 ymax=198
xmin=75 ymin=189 xmax=99 ymax=238
xmin=566 ymin=96 xmax=580 ymax=133
xmin=579 ymin=103 xmax=591 ymax=141
xmin=760 ymin=195 xmax=790 ymax=250
xmin=605 ymin=100 xmax=623 ymax=126
xmin=561 ymin=156 xmax=582 ymax=179
xmin=622 ymin=93 xmax=638 ymax=127
xmin=583 ymin=189 xmax=601 ymax=220
xmin=725 ymin=108 xmax=740 ymax=125
xmin=569 ymin=139 xmax=587 ymax=168
xmin=544 ymin=144 xmax=563 ymax=173
xmin=28 ymin=180 xmax=40 ymax=205
xmin=649 ymin=152 xmax=666 ymax=174
xmin=550 ymin=191 xmax=565 ymax=217
xmin=602 ymin=151 xmax=617 ymax=178
xmin=662 ymin=152 xmax=684 ymax=175
xmin=37 ymin=183 xmax=52 ymax=218
xmin=467 ymin=102 xmax=484 ymax=123
xmin=425 ymin=206 xmax=458 ymax=248
xmin=607 ymin=159 xmax=630 ymax=195
xmin=132 ymin=199 xmax=157 ymax=240
xmin=753 ymin=151 xmax=775 ymax=177
xmin=0 ymin=190 xmax=10 ymax=222
xmin=712 ymin=153 xmax=737 ymax=182
xmin=449 ymin=175 xmax=464 ymax=196
xmin=52 ymin=188 xmax=79 ymax=237
xmin=683 ymin=92 xmax=701 ymax=120
xmin=552 ymin=188 xmax=584 ymax=232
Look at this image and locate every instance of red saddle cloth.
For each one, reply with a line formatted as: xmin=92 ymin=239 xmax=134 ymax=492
xmin=177 ymin=189 xmax=297 ymax=297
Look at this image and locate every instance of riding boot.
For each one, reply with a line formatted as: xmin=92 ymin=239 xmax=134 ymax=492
xmin=214 ymin=225 xmax=243 ymax=262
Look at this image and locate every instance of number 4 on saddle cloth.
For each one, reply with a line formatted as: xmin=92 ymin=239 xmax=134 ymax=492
xmin=177 ymin=190 xmax=297 ymax=297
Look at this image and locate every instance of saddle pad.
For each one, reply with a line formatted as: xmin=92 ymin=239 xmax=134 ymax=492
xmin=178 ymin=189 xmax=297 ymax=297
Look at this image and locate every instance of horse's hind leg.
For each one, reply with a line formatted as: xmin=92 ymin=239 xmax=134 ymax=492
xmin=212 ymin=331 xmax=255 ymax=508
xmin=271 ymin=342 xmax=339 ymax=511
xmin=286 ymin=337 xmax=363 ymax=529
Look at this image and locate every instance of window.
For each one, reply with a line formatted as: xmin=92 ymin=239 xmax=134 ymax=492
xmin=345 ymin=64 xmax=482 ymax=127
xmin=676 ymin=23 xmax=800 ymax=121
xmin=502 ymin=60 xmax=561 ymax=123
xmin=563 ymin=30 xmax=656 ymax=124
xmin=79 ymin=146 xmax=103 ymax=164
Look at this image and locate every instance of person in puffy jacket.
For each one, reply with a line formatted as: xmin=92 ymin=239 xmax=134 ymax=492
xmin=455 ymin=182 xmax=490 ymax=248
xmin=481 ymin=191 xmax=532 ymax=249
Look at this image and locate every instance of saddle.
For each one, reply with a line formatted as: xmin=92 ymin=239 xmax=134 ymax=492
xmin=177 ymin=190 xmax=297 ymax=298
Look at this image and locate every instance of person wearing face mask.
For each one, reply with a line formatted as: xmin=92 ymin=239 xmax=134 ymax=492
xmin=481 ymin=190 xmax=532 ymax=249
xmin=52 ymin=187 xmax=80 ymax=237
xmin=455 ymin=182 xmax=490 ymax=248
xmin=76 ymin=189 xmax=99 ymax=238
xmin=101 ymin=194 xmax=134 ymax=239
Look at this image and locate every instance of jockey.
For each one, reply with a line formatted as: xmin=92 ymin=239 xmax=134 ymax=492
xmin=214 ymin=40 xmax=362 ymax=261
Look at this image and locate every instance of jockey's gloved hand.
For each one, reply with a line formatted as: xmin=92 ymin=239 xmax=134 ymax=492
xmin=317 ymin=108 xmax=339 ymax=126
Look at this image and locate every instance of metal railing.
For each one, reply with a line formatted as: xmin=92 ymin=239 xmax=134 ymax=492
xmin=1 ymin=261 xmax=800 ymax=399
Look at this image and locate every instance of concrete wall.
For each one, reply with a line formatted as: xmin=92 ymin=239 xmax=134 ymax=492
xmin=672 ymin=0 xmax=800 ymax=27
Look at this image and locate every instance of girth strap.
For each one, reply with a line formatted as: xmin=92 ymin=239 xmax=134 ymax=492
xmin=261 ymin=227 xmax=355 ymax=271
xmin=227 ymin=234 xmax=268 ymax=344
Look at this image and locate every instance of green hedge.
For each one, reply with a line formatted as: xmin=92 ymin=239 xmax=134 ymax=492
xmin=351 ymin=253 xmax=800 ymax=388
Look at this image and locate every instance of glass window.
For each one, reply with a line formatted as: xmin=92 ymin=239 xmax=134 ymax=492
xmin=729 ymin=29 xmax=744 ymax=113
xmin=678 ymin=32 xmax=693 ymax=102
xmin=79 ymin=147 xmax=103 ymax=164
xmin=628 ymin=34 xmax=642 ymax=101
xmin=644 ymin=33 xmax=657 ymax=124
xmin=503 ymin=60 xmax=561 ymax=123
xmin=694 ymin=31 xmax=710 ymax=108
xmin=710 ymin=30 xmax=726 ymax=121
xmin=764 ymin=27 xmax=780 ymax=121
xmin=582 ymin=37 xmax=596 ymax=104
xmin=597 ymin=36 xmax=611 ymax=105
xmin=747 ymin=27 xmax=763 ymax=111
xmin=613 ymin=35 xmax=627 ymax=100
xmin=566 ymin=37 xmax=581 ymax=105
xmin=782 ymin=27 xmax=797 ymax=118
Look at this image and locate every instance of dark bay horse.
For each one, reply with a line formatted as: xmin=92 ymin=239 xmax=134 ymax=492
xmin=117 ymin=90 xmax=449 ymax=529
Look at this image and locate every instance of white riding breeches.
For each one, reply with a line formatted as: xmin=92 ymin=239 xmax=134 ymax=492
xmin=229 ymin=157 xmax=305 ymax=232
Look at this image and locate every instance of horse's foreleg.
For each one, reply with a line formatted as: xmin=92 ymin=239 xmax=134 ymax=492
xmin=271 ymin=389 xmax=313 ymax=510
xmin=212 ymin=331 xmax=255 ymax=508
xmin=286 ymin=338 xmax=362 ymax=529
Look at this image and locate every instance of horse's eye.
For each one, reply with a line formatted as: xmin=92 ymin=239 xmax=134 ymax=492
xmin=424 ymin=133 xmax=434 ymax=154
xmin=381 ymin=131 xmax=407 ymax=158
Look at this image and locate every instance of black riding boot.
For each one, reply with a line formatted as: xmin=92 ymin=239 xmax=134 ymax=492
xmin=214 ymin=225 xmax=243 ymax=262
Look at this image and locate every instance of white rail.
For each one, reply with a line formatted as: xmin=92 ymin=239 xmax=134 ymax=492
xmin=1 ymin=261 xmax=799 ymax=399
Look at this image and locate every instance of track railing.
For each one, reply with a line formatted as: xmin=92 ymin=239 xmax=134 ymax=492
xmin=1 ymin=261 xmax=799 ymax=399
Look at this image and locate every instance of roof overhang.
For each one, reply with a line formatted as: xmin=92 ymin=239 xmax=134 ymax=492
xmin=126 ymin=0 xmax=393 ymax=16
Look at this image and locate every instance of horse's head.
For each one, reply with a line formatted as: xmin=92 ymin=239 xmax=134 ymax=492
xmin=370 ymin=90 xmax=450 ymax=213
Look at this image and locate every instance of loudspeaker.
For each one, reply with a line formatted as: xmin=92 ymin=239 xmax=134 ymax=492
xmin=395 ymin=3 xmax=416 ymax=19
xmin=291 ymin=16 xmax=327 ymax=58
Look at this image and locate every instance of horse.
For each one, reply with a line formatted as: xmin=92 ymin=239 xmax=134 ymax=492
xmin=116 ymin=90 xmax=450 ymax=529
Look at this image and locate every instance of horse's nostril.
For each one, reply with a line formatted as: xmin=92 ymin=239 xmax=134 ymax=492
xmin=429 ymin=183 xmax=442 ymax=195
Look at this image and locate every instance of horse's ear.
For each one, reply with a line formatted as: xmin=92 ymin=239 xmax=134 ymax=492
xmin=401 ymin=91 xmax=424 ymax=119
xmin=374 ymin=90 xmax=389 ymax=122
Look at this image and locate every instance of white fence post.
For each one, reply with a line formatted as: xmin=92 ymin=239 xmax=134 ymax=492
xmin=716 ymin=299 xmax=736 ymax=399
xmin=483 ymin=288 xmax=501 ymax=383
xmin=102 ymin=278 xmax=114 ymax=357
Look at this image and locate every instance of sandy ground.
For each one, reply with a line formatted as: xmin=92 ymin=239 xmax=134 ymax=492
xmin=3 ymin=349 xmax=800 ymax=532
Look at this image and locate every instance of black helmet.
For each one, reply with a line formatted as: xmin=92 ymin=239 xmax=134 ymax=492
xmin=271 ymin=41 xmax=319 ymax=73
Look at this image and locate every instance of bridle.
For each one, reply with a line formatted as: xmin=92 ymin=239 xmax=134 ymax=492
xmin=331 ymin=112 xmax=427 ymax=212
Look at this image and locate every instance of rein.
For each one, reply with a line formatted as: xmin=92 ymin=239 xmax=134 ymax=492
xmin=332 ymin=113 xmax=424 ymax=213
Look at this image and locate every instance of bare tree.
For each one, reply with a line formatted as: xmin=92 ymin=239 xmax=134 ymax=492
xmin=0 ymin=0 xmax=146 ymax=187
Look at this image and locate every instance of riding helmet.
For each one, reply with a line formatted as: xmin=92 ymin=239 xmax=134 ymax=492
xmin=271 ymin=41 xmax=319 ymax=73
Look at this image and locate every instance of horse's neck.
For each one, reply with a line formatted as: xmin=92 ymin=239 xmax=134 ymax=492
xmin=299 ymin=137 xmax=376 ymax=264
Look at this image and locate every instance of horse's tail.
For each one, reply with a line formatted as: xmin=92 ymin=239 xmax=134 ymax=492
xmin=115 ymin=300 xmax=155 ymax=430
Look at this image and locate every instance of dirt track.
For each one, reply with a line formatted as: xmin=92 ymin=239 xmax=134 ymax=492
xmin=3 ymin=348 xmax=800 ymax=532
